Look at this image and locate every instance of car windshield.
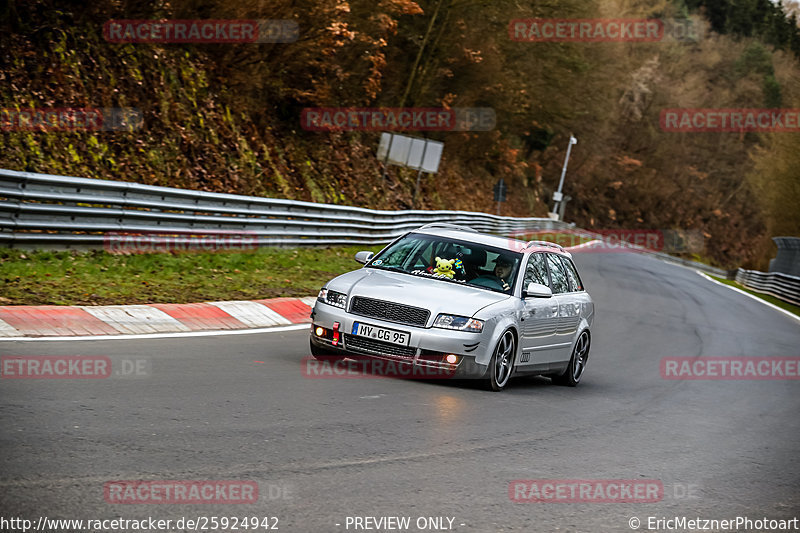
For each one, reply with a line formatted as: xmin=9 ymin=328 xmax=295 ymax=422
xmin=367 ymin=233 xmax=522 ymax=294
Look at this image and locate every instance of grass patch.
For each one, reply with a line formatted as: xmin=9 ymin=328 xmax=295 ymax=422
xmin=0 ymin=246 xmax=385 ymax=306
xmin=709 ymin=275 xmax=800 ymax=318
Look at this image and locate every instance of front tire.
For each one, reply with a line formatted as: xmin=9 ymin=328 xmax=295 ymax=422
xmin=488 ymin=330 xmax=516 ymax=391
xmin=552 ymin=330 xmax=590 ymax=387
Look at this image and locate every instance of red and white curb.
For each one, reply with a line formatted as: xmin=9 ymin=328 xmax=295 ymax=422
xmin=0 ymin=297 xmax=317 ymax=339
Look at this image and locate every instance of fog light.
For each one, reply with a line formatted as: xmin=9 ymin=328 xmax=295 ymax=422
xmin=445 ymin=354 xmax=458 ymax=365
xmin=315 ymin=326 xmax=324 ymax=337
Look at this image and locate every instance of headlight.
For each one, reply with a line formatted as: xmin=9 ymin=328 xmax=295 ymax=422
xmin=433 ymin=314 xmax=484 ymax=333
xmin=317 ymin=288 xmax=347 ymax=309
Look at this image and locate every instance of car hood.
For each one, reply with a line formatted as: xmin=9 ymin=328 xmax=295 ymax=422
xmin=326 ymin=268 xmax=510 ymax=318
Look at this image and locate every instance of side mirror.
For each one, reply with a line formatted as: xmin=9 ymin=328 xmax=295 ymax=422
xmin=523 ymin=282 xmax=552 ymax=298
xmin=354 ymin=251 xmax=374 ymax=265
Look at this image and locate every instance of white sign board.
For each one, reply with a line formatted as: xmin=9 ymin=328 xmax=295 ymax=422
xmin=421 ymin=140 xmax=443 ymax=173
xmin=406 ymin=138 xmax=427 ymax=170
xmin=387 ymin=134 xmax=412 ymax=166
xmin=378 ymin=133 xmax=443 ymax=174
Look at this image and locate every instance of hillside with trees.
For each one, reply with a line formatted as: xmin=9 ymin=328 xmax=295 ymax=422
xmin=1 ymin=0 xmax=798 ymax=269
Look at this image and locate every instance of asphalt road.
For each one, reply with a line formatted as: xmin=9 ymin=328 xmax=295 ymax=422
xmin=1 ymin=251 xmax=799 ymax=533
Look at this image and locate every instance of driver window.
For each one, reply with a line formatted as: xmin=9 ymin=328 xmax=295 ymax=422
xmin=524 ymin=253 xmax=549 ymax=287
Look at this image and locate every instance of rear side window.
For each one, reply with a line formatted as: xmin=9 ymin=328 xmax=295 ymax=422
xmin=560 ymin=256 xmax=584 ymax=291
xmin=545 ymin=254 xmax=570 ymax=294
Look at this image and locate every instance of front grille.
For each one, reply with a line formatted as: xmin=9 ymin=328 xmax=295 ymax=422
xmin=350 ymin=296 xmax=430 ymax=327
xmin=344 ymin=334 xmax=417 ymax=358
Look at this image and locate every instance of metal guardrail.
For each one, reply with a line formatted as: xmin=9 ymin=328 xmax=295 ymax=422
xmin=0 ymin=169 xmax=570 ymax=249
xmin=736 ymin=268 xmax=800 ymax=307
xmin=769 ymin=237 xmax=800 ymax=277
xmin=0 ymin=168 xmax=754 ymax=287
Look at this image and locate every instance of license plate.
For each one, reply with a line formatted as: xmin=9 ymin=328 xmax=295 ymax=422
xmin=351 ymin=322 xmax=410 ymax=346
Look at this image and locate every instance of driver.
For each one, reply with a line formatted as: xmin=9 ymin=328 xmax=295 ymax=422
xmin=493 ymin=255 xmax=514 ymax=292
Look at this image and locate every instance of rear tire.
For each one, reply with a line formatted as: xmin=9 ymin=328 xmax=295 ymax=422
xmin=552 ymin=330 xmax=590 ymax=387
xmin=309 ymin=339 xmax=346 ymax=362
xmin=487 ymin=330 xmax=516 ymax=391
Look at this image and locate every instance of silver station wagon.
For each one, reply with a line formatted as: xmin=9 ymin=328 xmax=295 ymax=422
xmin=309 ymin=224 xmax=594 ymax=391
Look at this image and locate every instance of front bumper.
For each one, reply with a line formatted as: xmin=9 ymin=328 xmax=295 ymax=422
xmin=310 ymin=301 xmax=490 ymax=380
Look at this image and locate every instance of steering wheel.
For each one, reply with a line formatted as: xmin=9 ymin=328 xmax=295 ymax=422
xmin=468 ymin=275 xmax=506 ymax=291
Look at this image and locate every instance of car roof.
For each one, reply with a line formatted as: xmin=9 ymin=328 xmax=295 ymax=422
xmin=411 ymin=226 xmax=572 ymax=257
